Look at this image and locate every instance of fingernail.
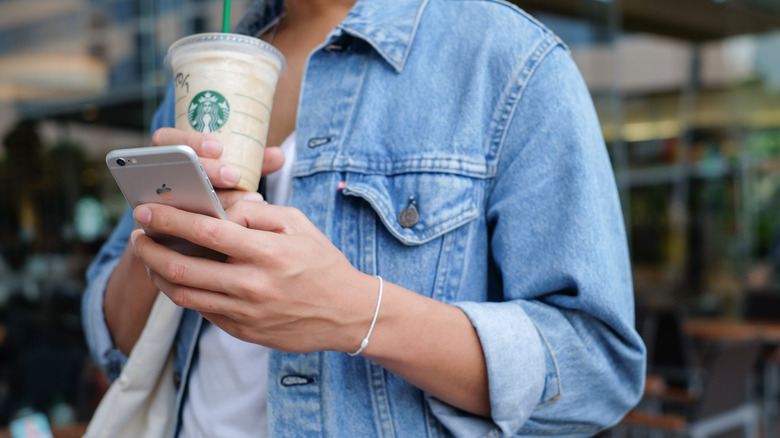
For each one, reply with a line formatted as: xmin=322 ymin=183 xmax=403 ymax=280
xmin=243 ymin=192 xmax=264 ymax=202
xmin=130 ymin=229 xmax=139 ymax=247
xmin=134 ymin=206 xmax=152 ymax=225
xmin=130 ymin=229 xmax=145 ymax=256
xmin=202 ymin=139 xmax=222 ymax=157
xmin=221 ymin=165 xmax=240 ymax=185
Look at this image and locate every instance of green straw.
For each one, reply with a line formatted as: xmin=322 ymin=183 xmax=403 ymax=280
xmin=222 ymin=0 xmax=232 ymax=33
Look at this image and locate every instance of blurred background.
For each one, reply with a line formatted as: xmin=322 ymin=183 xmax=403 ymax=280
xmin=0 ymin=0 xmax=778 ymax=436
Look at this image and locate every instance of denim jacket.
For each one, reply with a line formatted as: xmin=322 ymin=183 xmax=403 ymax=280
xmin=83 ymin=0 xmax=646 ymax=436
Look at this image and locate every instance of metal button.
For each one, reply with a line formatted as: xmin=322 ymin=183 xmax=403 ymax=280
xmin=398 ymin=197 xmax=419 ymax=228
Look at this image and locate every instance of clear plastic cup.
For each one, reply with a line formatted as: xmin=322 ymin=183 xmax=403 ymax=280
xmin=166 ymin=33 xmax=285 ymax=191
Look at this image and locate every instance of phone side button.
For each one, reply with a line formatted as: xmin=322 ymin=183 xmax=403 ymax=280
xmin=200 ymin=166 xmax=213 ymax=189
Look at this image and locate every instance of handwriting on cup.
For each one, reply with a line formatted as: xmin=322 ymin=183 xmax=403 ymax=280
xmin=175 ymin=73 xmax=190 ymax=93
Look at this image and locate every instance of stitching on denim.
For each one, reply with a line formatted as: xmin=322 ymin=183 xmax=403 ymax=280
xmin=431 ymin=229 xmax=452 ymax=303
xmin=398 ymin=0 xmax=431 ymax=70
xmin=366 ymin=362 xmax=396 ymax=436
xmin=335 ymin=43 xmax=367 ymax=156
xmin=534 ymin=324 xmax=562 ymax=406
xmin=492 ymin=34 xmax=561 ymax=158
xmin=422 ymin=394 xmax=446 ymax=438
xmin=294 ymin=156 xmax=491 ymax=179
xmin=486 ymin=34 xmax=562 ymax=196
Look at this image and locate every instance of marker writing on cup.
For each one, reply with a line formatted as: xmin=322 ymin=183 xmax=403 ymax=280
xmin=175 ymin=72 xmax=190 ymax=93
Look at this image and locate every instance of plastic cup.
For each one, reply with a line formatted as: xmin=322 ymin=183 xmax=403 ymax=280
xmin=166 ymin=33 xmax=285 ymax=191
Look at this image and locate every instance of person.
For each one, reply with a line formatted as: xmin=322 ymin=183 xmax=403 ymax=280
xmin=82 ymin=0 xmax=646 ymax=436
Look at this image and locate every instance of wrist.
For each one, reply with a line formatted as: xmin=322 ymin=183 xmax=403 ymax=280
xmin=333 ymin=271 xmax=382 ymax=354
xmin=348 ymin=275 xmax=383 ymax=356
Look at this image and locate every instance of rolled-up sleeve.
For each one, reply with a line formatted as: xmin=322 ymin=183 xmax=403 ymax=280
xmin=435 ymin=46 xmax=645 ymax=437
xmin=82 ymin=208 xmax=136 ymax=381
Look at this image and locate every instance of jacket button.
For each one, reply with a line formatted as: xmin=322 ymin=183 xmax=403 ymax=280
xmin=325 ymin=35 xmax=353 ymax=52
xmin=281 ymin=375 xmax=316 ymax=386
xmin=398 ymin=197 xmax=419 ymax=228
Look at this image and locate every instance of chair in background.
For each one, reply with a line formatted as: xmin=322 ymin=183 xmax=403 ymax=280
xmin=742 ymin=292 xmax=780 ymax=322
xmin=741 ymin=292 xmax=780 ymax=438
xmin=637 ymin=307 xmax=698 ymax=390
xmin=618 ymin=337 xmax=762 ymax=438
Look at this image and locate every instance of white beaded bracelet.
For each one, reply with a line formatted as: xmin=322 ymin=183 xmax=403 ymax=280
xmin=349 ymin=275 xmax=383 ymax=356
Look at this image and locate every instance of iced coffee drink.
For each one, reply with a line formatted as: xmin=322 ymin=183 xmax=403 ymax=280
xmin=166 ymin=33 xmax=285 ymax=191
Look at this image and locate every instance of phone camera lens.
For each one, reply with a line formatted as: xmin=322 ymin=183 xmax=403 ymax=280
xmin=116 ymin=158 xmax=126 ymax=166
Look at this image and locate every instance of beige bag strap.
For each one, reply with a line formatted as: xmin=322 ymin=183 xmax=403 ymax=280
xmin=83 ymin=292 xmax=183 ymax=438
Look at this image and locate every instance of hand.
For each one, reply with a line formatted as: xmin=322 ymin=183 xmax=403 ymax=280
xmin=130 ymin=200 xmax=378 ymax=353
xmin=129 ymin=199 xmax=492 ymax=416
xmin=151 ymin=127 xmax=285 ymax=207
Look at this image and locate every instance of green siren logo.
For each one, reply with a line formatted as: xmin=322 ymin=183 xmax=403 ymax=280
xmin=188 ymin=91 xmax=230 ymax=133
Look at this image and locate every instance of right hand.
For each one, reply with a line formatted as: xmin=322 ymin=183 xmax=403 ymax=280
xmin=151 ymin=127 xmax=285 ymax=208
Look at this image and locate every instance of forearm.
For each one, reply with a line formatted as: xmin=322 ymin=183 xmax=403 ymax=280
xmin=104 ymin=240 xmax=160 ymax=355
xmin=361 ymin=282 xmax=491 ymax=417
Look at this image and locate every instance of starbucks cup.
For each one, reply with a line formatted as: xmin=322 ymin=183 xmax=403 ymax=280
xmin=166 ymin=33 xmax=285 ymax=191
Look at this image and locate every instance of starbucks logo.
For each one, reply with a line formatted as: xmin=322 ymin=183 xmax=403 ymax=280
xmin=188 ymin=91 xmax=230 ymax=133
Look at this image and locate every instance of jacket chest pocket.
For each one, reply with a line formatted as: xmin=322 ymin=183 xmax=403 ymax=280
xmin=341 ymin=171 xmax=485 ymax=301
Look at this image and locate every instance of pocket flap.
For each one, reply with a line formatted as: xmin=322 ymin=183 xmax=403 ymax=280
xmin=342 ymin=173 xmax=480 ymax=246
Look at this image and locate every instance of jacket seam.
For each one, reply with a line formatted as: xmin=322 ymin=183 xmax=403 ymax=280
xmin=294 ymin=158 xmax=491 ymax=179
xmin=171 ymin=313 xmax=203 ymax=437
xmin=487 ymin=34 xmax=563 ymax=196
xmin=334 ymin=38 xmax=369 ymax=152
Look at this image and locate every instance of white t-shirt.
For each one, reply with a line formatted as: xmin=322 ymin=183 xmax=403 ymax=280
xmin=179 ymin=132 xmax=296 ymax=438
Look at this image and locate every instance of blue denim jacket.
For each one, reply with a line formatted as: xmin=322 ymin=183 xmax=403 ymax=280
xmin=83 ymin=0 xmax=646 ymax=436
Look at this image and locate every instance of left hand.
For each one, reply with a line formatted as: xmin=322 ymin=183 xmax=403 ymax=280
xmin=130 ymin=199 xmax=378 ymax=353
xmin=151 ymin=127 xmax=286 ymax=209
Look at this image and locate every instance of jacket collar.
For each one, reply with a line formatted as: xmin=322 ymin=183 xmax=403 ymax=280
xmin=339 ymin=0 xmax=429 ymax=72
xmin=235 ymin=0 xmax=428 ymax=73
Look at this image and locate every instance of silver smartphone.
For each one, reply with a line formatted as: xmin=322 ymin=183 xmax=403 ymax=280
xmin=106 ymin=145 xmax=228 ymax=260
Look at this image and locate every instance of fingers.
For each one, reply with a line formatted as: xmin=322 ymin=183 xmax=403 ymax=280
xmin=131 ymin=228 xmax=239 ymax=306
xmin=133 ymin=203 xmax=278 ymax=261
xmin=200 ymin=146 xmax=284 ymax=188
xmin=131 ymin=226 xmax=269 ymax=344
xmin=152 ymin=127 xmax=222 ymax=158
xmin=217 ymin=190 xmax=265 ymax=211
xmin=201 ymin=159 xmax=241 ymax=189
xmin=262 ymin=146 xmax=285 ymax=176
xmin=152 ymin=128 xmax=240 ymax=188
xmin=226 ymin=199 xmax=304 ymax=234
xmin=152 ymin=127 xmax=286 ymax=187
